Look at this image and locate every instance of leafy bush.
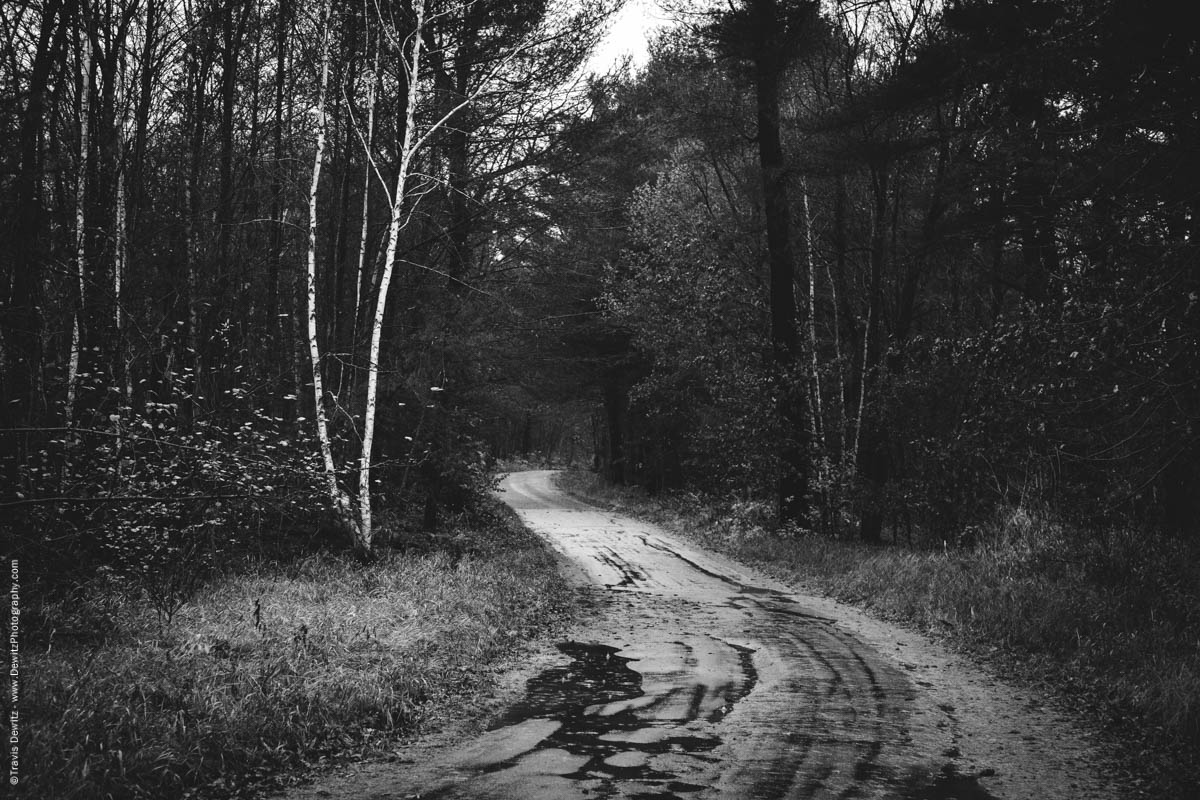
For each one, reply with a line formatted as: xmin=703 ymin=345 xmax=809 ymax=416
xmin=9 ymin=392 xmax=327 ymax=599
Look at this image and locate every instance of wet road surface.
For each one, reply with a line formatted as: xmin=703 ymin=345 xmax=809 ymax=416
xmin=410 ymin=471 xmax=980 ymax=799
xmin=287 ymin=470 xmax=1127 ymax=800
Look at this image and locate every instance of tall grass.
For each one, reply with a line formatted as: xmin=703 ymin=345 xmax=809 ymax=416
xmin=24 ymin=505 xmax=574 ymax=799
xmin=557 ymin=470 xmax=1200 ymax=795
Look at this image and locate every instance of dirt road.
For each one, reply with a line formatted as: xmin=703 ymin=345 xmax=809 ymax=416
xmin=288 ymin=470 xmax=1125 ymax=799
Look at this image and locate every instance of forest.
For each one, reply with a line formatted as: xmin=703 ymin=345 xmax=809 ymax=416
xmin=2 ymin=0 xmax=1199 ymax=796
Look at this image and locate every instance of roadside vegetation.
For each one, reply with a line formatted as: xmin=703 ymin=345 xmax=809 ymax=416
xmin=22 ymin=497 xmax=575 ymax=800
xmin=556 ymin=470 xmax=1200 ymax=796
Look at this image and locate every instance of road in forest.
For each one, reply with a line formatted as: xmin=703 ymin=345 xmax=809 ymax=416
xmin=288 ymin=470 xmax=1126 ymax=800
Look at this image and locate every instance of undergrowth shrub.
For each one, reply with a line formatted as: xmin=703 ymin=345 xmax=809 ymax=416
xmin=11 ymin=396 xmax=327 ymax=604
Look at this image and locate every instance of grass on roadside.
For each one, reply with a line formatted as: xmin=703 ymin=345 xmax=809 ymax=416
xmin=555 ymin=469 xmax=1200 ymax=795
xmin=23 ymin=500 xmax=574 ymax=800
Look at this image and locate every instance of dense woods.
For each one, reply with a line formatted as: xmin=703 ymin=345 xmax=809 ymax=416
xmin=560 ymin=0 xmax=1200 ymax=546
xmin=2 ymin=0 xmax=615 ymax=570
xmin=4 ymin=0 xmax=1198 ymax=598
xmin=3 ymin=0 xmax=1200 ymax=795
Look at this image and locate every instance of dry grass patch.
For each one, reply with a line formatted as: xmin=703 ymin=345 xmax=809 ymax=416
xmin=24 ymin=507 xmax=574 ymax=799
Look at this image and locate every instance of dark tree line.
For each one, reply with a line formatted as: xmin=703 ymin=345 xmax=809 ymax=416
xmin=542 ymin=0 xmax=1200 ymax=543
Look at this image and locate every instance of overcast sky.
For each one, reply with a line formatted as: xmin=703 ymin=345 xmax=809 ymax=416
xmin=585 ymin=0 xmax=673 ymax=75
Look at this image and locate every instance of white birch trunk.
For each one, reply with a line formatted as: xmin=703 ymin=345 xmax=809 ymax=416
xmin=115 ymin=171 xmax=125 ymax=334
xmin=802 ymin=181 xmax=823 ymax=449
xmin=351 ymin=0 xmax=524 ymax=552
xmin=116 ymin=39 xmax=132 ymax=407
xmin=852 ymin=302 xmax=871 ymax=478
xmin=304 ymin=0 xmax=356 ymax=532
xmin=114 ymin=96 xmax=130 ymax=474
xmin=67 ymin=318 xmax=81 ymax=424
xmin=824 ymin=248 xmax=849 ymax=475
xmin=184 ymin=179 xmax=197 ymax=349
xmin=67 ymin=29 xmax=92 ymax=427
xmin=115 ymin=30 xmax=129 ymax=338
xmin=358 ymin=0 xmax=427 ymax=551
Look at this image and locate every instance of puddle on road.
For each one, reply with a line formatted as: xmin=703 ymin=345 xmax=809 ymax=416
xmin=902 ymin=765 xmax=1000 ymax=800
xmin=480 ymin=640 xmax=739 ymax=799
xmin=491 ymin=641 xmax=643 ymax=726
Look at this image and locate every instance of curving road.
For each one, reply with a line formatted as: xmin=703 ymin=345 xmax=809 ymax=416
xmin=289 ymin=470 xmax=1125 ymax=800
xmin=491 ymin=470 xmax=926 ymax=800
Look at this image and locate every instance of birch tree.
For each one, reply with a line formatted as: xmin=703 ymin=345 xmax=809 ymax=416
xmin=66 ymin=21 xmax=92 ymax=427
xmin=356 ymin=0 xmax=526 ymax=553
xmin=355 ymin=0 xmax=429 ymax=553
xmin=345 ymin=31 xmax=379 ymax=403
xmin=304 ymin=0 xmax=356 ymax=535
xmin=305 ymin=0 xmax=566 ymax=555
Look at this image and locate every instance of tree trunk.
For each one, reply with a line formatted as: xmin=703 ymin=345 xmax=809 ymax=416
xmin=267 ymin=0 xmax=289 ymax=387
xmin=2 ymin=0 xmax=66 ymax=436
xmin=355 ymin=0 xmax=525 ymax=550
xmin=802 ymin=180 xmax=824 ymax=454
xmin=349 ymin=38 xmax=380 ymax=390
xmin=129 ymin=0 xmax=157 ymax=241
xmin=304 ymin=0 xmax=358 ymax=542
xmin=750 ymin=6 xmax=809 ymax=523
xmin=67 ymin=24 xmax=92 ymax=427
xmin=217 ymin=0 xmax=250 ymax=286
xmin=828 ymin=174 xmax=854 ymax=481
xmin=602 ymin=373 xmax=628 ymax=485
xmin=114 ymin=113 xmax=128 ymax=403
xmin=857 ymin=165 xmax=890 ymax=544
xmin=359 ymin=0 xmax=428 ymax=553
xmin=182 ymin=13 xmax=215 ymax=426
